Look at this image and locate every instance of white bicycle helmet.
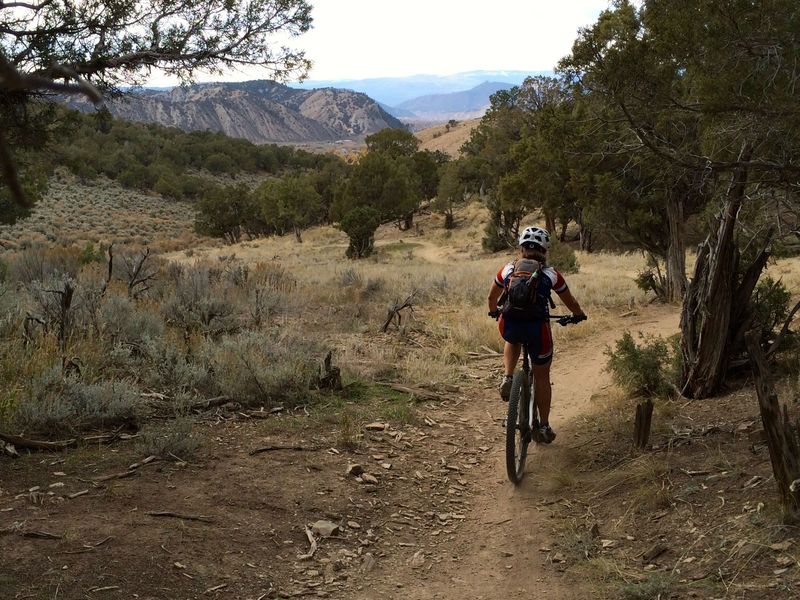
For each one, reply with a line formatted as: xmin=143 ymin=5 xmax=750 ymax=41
xmin=518 ymin=226 xmax=551 ymax=250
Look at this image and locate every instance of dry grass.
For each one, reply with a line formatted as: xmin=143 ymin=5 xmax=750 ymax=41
xmin=416 ymin=118 xmax=480 ymax=158
xmin=0 ymin=176 xmax=211 ymax=252
xmin=159 ymin=204 xmax=674 ymax=391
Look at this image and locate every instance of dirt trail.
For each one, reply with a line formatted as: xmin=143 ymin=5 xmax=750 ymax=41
xmin=355 ymin=306 xmax=680 ymax=600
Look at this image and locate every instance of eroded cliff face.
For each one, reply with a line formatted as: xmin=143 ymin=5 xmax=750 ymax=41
xmin=70 ymin=80 xmax=404 ymax=143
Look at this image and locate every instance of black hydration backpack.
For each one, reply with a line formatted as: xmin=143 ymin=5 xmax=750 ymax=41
xmin=502 ymin=259 xmax=553 ymax=321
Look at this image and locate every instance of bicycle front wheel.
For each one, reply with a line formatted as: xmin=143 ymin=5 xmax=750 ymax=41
xmin=505 ymin=370 xmax=530 ymax=484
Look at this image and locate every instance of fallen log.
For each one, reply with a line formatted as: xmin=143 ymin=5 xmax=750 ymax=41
xmin=93 ymin=470 xmax=138 ymax=483
xmin=189 ymin=395 xmax=231 ymax=411
xmin=747 ymin=330 xmax=800 ymax=524
xmin=145 ymin=510 xmax=214 ymax=523
xmin=249 ymin=445 xmax=320 ymax=456
xmin=376 ymin=382 xmax=444 ymax=402
xmin=0 ymin=432 xmax=76 ymax=451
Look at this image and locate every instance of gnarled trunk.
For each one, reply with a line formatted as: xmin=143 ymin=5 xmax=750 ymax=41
xmin=577 ymin=209 xmax=593 ymax=252
xmin=747 ymin=331 xmax=800 ymax=524
xmin=544 ymin=212 xmax=556 ymax=235
xmin=664 ymin=195 xmax=686 ymax=303
xmin=680 ymin=145 xmax=757 ymax=398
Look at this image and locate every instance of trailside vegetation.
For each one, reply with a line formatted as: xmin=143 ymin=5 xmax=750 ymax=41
xmin=0 ymin=0 xmax=313 ymax=220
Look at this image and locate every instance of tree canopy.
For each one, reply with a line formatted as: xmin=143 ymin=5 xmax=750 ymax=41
xmin=0 ymin=0 xmax=313 ymax=220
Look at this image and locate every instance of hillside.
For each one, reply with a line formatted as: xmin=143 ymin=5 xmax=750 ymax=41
xmin=396 ymin=81 xmax=513 ymax=120
xmin=290 ymin=70 xmax=547 ymax=106
xmin=417 ymin=118 xmax=480 ymax=157
xmin=67 ymin=80 xmax=404 ymax=144
xmin=3 ymin=205 xmax=798 ymax=599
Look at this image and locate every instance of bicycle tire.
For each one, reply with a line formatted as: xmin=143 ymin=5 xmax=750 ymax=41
xmin=505 ymin=370 xmax=530 ymax=484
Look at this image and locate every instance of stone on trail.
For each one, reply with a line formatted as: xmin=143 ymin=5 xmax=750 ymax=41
xmin=311 ymin=520 xmax=340 ymax=538
xmin=347 ymin=520 xmax=361 ymax=530
xmin=409 ymin=550 xmax=425 ymax=568
xmin=365 ymin=422 xmax=387 ymax=431
xmin=361 ymin=553 xmax=377 ymax=573
xmin=346 ymin=464 xmax=364 ymax=477
xmin=770 ymin=541 xmax=793 ymax=552
xmin=361 ymin=473 xmax=379 ymax=485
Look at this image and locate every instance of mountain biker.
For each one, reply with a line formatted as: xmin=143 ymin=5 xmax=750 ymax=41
xmin=486 ymin=226 xmax=587 ymax=443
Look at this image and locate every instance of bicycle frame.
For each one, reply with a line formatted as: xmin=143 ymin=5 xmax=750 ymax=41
xmin=520 ymin=343 xmax=536 ymax=434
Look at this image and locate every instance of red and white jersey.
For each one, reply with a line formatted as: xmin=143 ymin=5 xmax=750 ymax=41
xmin=494 ymin=262 xmax=568 ymax=294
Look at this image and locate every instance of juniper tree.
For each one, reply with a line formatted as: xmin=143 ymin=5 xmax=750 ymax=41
xmin=0 ymin=0 xmax=313 ymax=223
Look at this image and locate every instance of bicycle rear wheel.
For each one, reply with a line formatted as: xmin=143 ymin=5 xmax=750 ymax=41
xmin=505 ymin=370 xmax=530 ymax=484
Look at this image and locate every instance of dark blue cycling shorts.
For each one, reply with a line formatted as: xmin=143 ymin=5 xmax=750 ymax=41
xmin=498 ymin=315 xmax=553 ymax=365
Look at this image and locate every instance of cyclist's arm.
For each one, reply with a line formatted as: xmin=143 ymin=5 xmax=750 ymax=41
xmin=556 ymin=287 xmax=586 ymax=317
xmin=488 ymin=281 xmax=504 ymax=313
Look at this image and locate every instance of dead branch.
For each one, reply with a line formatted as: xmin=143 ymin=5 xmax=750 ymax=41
xmin=145 ymin=511 xmax=214 ymax=523
xmin=375 ymin=382 xmax=444 ymax=402
xmin=189 ymin=395 xmax=231 ymax=411
xmin=382 ymin=292 xmax=416 ymax=332
xmin=92 ymin=469 xmax=138 ymax=482
xmin=0 ymin=527 xmax=62 ymax=539
xmin=0 ymin=128 xmax=27 ymax=211
xmin=318 ymin=350 xmax=342 ymax=390
xmin=99 ymin=243 xmax=114 ymax=298
xmin=767 ymin=298 xmax=800 ymax=358
xmin=746 ymin=330 xmax=800 ymax=523
xmin=467 ymin=352 xmax=505 ymax=360
xmin=249 ymin=445 xmax=321 ymax=456
xmin=0 ymin=432 xmax=76 ymax=451
xmin=297 ymin=526 xmax=318 ymax=560
xmin=124 ymin=248 xmax=157 ymax=299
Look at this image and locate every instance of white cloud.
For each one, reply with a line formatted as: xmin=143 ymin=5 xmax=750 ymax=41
xmin=146 ymin=0 xmax=611 ymax=85
xmin=299 ymin=0 xmax=610 ymax=80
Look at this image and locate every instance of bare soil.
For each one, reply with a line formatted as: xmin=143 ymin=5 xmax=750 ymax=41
xmin=3 ymin=304 xmax=798 ymax=599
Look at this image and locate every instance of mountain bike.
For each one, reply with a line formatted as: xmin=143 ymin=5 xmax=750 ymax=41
xmin=504 ymin=314 xmax=582 ymax=485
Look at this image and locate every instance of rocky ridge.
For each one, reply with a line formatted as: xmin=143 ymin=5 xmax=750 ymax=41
xmin=68 ymin=80 xmax=405 ymax=144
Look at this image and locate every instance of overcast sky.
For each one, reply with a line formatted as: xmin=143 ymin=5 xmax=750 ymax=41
xmin=297 ymin=0 xmax=611 ymax=80
xmin=150 ymin=1 xmax=612 ymax=85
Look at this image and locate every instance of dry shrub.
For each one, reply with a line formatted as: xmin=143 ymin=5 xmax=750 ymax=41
xmin=100 ymin=294 xmax=165 ymax=345
xmin=139 ymin=336 xmax=212 ymax=394
xmin=13 ymin=367 xmax=139 ymax=436
xmin=137 ymin=417 xmax=199 ymax=460
xmin=8 ymin=246 xmax=81 ymax=284
xmin=204 ymin=331 xmax=320 ymax=407
xmin=162 ymin=266 xmax=241 ymax=335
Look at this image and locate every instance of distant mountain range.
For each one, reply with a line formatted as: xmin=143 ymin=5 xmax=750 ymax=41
xmin=392 ymin=81 xmax=515 ymax=120
xmin=64 ymin=71 xmax=554 ymax=144
xmin=291 ymin=70 xmax=549 ymax=106
xmin=67 ymin=80 xmax=404 ymax=144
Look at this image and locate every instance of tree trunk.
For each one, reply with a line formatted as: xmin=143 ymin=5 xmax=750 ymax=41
xmin=545 ymin=212 xmax=556 ymax=235
xmin=633 ymin=400 xmax=654 ymax=449
xmin=680 ymin=145 xmax=752 ymax=399
xmin=746 ymin=330 xmax=800 ymax=524
xmin=559 ymin=219 xmax=568 ymax=243
xmin=294 ymin=225 xmax=303 ymax=243
xmin=664 ymin=195 xmax=686 ymax=303
xmin=577 ymin=210 xmax=593 ymax=252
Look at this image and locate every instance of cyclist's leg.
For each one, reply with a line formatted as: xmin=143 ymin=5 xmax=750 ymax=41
xmin=503 ymin=341 xmax=522 ymax=376
xmin=499 ymin=314 xmax=524 ymax=376
xmin=532 ymin=361 xmax=552 ymax=423
xmin=531 ymin=320 xmax=554 ymax=424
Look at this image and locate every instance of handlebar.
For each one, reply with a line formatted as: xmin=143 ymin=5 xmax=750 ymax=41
xmin=552 ymin=314 xmax=588 ymax=327
xmin=487 ymin=310 xmax=587 ymax=326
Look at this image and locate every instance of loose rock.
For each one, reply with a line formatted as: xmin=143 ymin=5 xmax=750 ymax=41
xmin=311 ymin=520 xmax=340 ymax=538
